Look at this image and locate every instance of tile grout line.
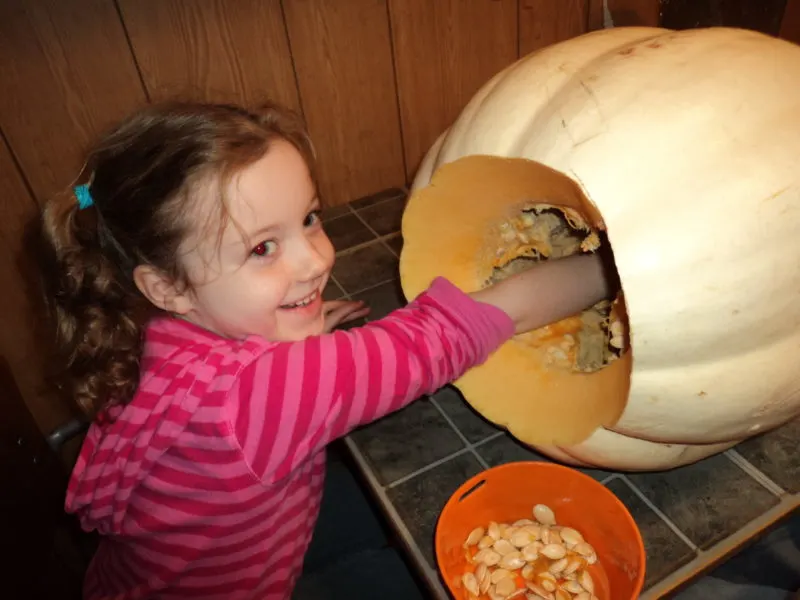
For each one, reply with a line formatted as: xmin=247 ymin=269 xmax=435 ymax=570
xmin=429 ymin=396 xmax=491 ymax=471
xmin=385 ymin=446 xmax=473 ymax=489
xmin=618 ymin=474 xmax=701 ymax=552
xmin=600 ymin=472 xmax=621 ymax=486
xmin=381 ymin=429 xmax=507 ymax=490
xmin=349 ymin=203 xmax=402 ymax=259
xmin=334 ymin=233 xmax=401 ymax=259
xmin=342 ymin=437 xmax=450 ymax=600
xmin=343 ymin=275 xmax=399 ymax=299
xmin=724 ymin=449 xmax=787 ymax=498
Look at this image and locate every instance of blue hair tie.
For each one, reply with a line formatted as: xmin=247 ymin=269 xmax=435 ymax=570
xmin=74 ymin=184 xmax=94 ymax=210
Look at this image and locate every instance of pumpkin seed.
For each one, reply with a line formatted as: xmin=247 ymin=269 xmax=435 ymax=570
xmin=533 ymin=504 xmax=556 ymax=526
xmin=513 ymin=519 xmax=535 ymax=527
xmin=499 ymin=550 xmax=526 ymax=570
xmin=462 ymin=573 xmax=480 ymax=596
xmin=480 ymin=568 xmax=492 ymax=593
xmin=562 ymin=580 xmax=584 ymax=594
xmin=474 ymin=548 xmax=502 ymax=566
xmin=554 ymin=590 xmax=571 ymax=600
xmin=491 ymin=568 xmax=513 ymax=584
xmin=540 ymin=544 xmax=567 ymax=560
xmin=511 ymin=529 xmax=535 ymax=548
xmin=525 ymin=581 xmax=552 ymax=598
xmin=488 ymin=521 xmax=502 ymax=540
xmin=465 ymin=527 xmax=485 ymax=548
xmin=558 ymin=527 xmax=584 ymax=548
xmin=494 ymin=539 xmax=517 ymax=556
xmin=502 ymin=526 xmax=519 ymax=540
xmin=475 ymin=563 xmax=488 ymax=584
xmin=579 ymin=570 xmax=595 ymax=594
xmin=479 ymin=535 xmax=496 ymax=549
xmin=488 ymin=585 xmax=504 ymax=600
xmin=548 ymin=557 xmax=569 ymax=574
xmin=563 ymin=556 xmax=584 ymax=576
xmin=521 ymin=563 xmax=535 ymax=580
xmin=521 ymin=541 xmax=541 ymax=562
xmin=609 ymin=319 xmax=624 ymax=337
xmin=573 ymin=594 xmax=591 ymax=600
xmin=609 ymin=335 xmax=624 ymax=349
xmin=574 ymin=542 xmax=596 ymax=560
xmin=539 ymin=527 xmax=550 ymax=545
xmin=537 ymin=572 xmax=557 ymax=592
xmin=495 ymin=577 xmax=517 ymax=597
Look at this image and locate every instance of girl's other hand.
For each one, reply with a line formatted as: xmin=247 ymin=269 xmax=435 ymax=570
xmin=323 ymin=300 xmax=370 ymax=332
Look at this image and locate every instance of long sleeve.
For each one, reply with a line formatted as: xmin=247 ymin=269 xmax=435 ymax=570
xmin=229 ymin=277 xmax=514 ymax=484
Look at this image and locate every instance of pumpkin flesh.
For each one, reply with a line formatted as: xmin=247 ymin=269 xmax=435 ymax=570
xmin=400 ymin=155 xmax=632 ymax=446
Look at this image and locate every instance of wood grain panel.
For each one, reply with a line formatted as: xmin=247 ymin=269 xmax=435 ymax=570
xmin=607 ymin=0 xmax=661 ymax=26
xmin=519 ymin=0 xmax=589 ymax=57
xmin=118 ymin=0 xmax=300 ymax=111
xmin=780 ymin=0 xmax=800 ymax=43
xmin=283 ymin=0 xmax=405 ymax=206
xmin=0 ymin=0 xmax=147 ymax=204
xmin=0 ymin=135 xmax=70 ymax=434
xmin=389 ymin=0 xmax=518 ymax=181
xmin=661 ymin=0 xmax=787 ymax=35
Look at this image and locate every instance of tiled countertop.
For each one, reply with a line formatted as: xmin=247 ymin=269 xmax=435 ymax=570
xmin=323 ymin=189 xmax=800 ymax=599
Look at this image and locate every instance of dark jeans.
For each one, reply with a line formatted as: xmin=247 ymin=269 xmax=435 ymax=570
xmin=292 ymin=446 xmax=426 ymax=600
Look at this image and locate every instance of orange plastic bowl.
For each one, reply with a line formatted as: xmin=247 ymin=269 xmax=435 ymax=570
xmin=436 ymin=462 xmax=646 ymax=600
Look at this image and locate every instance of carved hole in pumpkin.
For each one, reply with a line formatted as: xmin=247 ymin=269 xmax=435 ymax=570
xmin=485 ymin=205 xmax=626 ymax=374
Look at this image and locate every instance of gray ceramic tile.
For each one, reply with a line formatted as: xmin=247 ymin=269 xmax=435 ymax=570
xmin=350 ymin=399 xmax=466 ymax=486
xmin=357 ymin=195 xmax=407 ymax=237
xmin=321 ymin=204 xmax=351 ymax=221
xmin=323 ymin=279 xmax=345 ymax=301
xmin=734 ymin=417 xmax=800 ymax=493
xmin=432 ymin=385 xmax=498 ymax=444
xmin=476 ymin=433 xmax=613 ymax=482
xmin=324 ymin=213 xmax=376 ymax=252
xmin=385 ymin=234 xmax=403 ymax=256
xmin=352 ymin=279 xmax=406 ymax=322
xmin=628 ymin=454 xmax=780 ymax=550
xmin=386 ymin=452 xmax=483 ymax=568
xmin=606 ymin=478 xmax=696 ymax=590
xmin=332 ymin=242 xmax=398 ymax=294
xmin=351 ymin=187 xmax=406 ymax=210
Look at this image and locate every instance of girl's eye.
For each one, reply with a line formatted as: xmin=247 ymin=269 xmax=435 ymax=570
xmin=251 ymin=240 xmax=278 ymax=257
xmin=304 ymin=210 xmax=322 ymax=228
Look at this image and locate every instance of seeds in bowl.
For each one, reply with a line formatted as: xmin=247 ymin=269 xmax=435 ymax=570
xmin=459 ymin=503 xmax=600 ymax=600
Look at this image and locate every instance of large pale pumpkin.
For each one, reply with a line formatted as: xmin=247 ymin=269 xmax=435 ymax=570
xmin=399 ymin=26 xmax=800 ymax=471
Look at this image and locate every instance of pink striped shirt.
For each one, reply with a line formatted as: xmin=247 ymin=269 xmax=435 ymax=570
xmin=66 ymin=277 xmax=514 ymax=599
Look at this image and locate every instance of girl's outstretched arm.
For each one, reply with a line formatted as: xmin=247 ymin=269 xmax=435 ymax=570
xmin=470 ymin=251 xmax=616 ymax=335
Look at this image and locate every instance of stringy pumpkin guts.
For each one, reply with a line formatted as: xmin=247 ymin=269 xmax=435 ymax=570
xmin=485 ymin=205 xmax=627 ymax=374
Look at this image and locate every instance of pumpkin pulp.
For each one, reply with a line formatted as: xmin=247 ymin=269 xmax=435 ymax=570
xmin=399 ymin=155 xmax=631 ymax=445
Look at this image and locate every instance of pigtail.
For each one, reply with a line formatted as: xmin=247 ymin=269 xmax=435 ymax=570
xmin=41 ymin=188 xmax=147 ymax=419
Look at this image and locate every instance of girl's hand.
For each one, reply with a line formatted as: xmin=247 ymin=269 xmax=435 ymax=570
xmin=323 ymin=300 xmax=370 ymax=332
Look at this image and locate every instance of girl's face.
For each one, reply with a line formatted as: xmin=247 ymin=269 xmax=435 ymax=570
xmin=178 ymin=140 xmax=335 ymax=341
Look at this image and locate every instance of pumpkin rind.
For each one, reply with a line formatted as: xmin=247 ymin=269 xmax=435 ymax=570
xmin=400 ymin=26 xmax=800 ymax=470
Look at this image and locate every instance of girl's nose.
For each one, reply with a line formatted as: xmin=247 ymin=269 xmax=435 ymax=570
xmin=294 ymin=235 xmax=330 ymax=281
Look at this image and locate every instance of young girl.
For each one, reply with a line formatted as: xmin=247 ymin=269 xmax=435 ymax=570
xmin=42 ymin=101 xmax=615 ymax=600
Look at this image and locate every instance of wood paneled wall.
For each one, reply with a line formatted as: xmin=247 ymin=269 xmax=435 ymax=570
xmin=0 ymin=0 xmax=792 ymax=437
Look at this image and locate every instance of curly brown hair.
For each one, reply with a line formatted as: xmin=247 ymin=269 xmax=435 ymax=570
xmin=40 ymin=101 xmax=315 ymax=419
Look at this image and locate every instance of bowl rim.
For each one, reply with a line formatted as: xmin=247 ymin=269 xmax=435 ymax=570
xmin=434 ymin=460 xmax=647 ymax=598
